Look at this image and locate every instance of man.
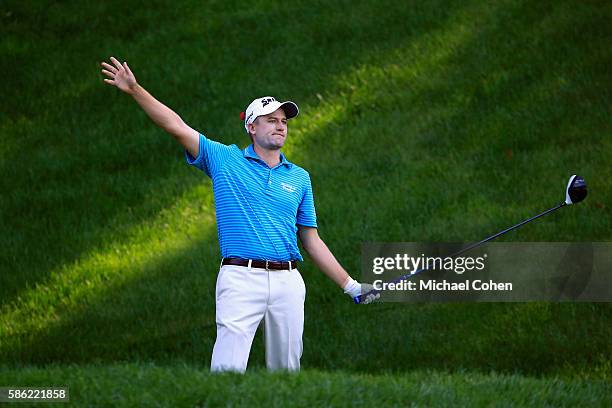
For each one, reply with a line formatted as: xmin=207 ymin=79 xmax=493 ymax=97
xmin=101 ymin=56 xmax=379 ymax=372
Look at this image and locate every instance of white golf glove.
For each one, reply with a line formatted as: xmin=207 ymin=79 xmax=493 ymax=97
xmin=343 ymin=277 xmax=380 ymax=304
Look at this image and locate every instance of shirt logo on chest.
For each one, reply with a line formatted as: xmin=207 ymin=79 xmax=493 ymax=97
xmin=280 ymin=182 xmax=297 ymax=193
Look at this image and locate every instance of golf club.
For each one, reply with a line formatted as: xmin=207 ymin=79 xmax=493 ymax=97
xmin=355 ymin=174 xmax=588 ymax=304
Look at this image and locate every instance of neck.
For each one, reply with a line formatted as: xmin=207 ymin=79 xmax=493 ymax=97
xmin=253 ymin=143 xmax=281 ymax=168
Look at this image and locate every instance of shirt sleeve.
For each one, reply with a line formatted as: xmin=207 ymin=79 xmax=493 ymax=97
xmin=297 ymin=173 xmax=318 ymax=228
xmin=185 ymin=133 xmax=230 ymax=178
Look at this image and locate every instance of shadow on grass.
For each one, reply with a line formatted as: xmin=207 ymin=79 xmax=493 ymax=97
xmin=2 ymin=0 xmax=611 ymax=378
xmin=290 ymin=0 xmax=612 ymax=376
xmin=293 ymin=0 xmax=611 ymax=247
xmin=2 ymin=233 xmax=219 ymax=366
xmin=0 ymin=0 xmax=466 ymax=306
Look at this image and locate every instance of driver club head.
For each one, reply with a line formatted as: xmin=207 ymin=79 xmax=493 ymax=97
xmin=565 ymin=175 xmax=587 ymax=205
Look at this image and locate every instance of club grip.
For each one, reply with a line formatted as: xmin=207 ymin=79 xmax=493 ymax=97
xmin=353 ymin=288 xmax=380 ymax=304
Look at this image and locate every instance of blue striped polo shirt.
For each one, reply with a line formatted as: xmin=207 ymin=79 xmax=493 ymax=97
xmin=185 ymin=133 xmax=317 ymax=261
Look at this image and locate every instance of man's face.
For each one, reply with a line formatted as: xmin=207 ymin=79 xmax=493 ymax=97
xmin=249 ymin=108 xmax=288 ymax=150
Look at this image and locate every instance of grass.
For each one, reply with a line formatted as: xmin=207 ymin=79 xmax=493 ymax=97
xmin=1 ymin=363 xmax=611 ymax=407
xmin=1 ymin=0 xmax=611 ymax=405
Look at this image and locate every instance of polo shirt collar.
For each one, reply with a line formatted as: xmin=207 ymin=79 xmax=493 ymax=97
xmin=244 ymin=144 xmax=292 ymax=168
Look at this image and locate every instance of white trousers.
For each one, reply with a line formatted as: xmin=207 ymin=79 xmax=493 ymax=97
xmin=211 ymin=264 xmax=306 ymax=373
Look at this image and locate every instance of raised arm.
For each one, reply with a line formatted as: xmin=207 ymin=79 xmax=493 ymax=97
xmin=101 ymin=56 xmax=199 ymax=157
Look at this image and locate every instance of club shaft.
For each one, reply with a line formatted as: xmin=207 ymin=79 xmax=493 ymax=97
xmin=355 ymin=201 xmax=567 ymax=304
xmin=449 ymin=202 xmax=567 ymax=258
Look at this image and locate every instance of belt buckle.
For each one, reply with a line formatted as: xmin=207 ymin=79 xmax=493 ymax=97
xmin=265 ymin=260 xmax=269 ymax=271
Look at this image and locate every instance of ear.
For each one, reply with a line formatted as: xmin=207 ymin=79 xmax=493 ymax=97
xmin=248 ymin=122 xmax=256 ymax=136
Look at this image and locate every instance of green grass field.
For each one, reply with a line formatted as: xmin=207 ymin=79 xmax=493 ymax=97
xmin=1 ymin=0 xmax=611 ymax=405
xmin=1 ymin=363 xmax=611 ymax=407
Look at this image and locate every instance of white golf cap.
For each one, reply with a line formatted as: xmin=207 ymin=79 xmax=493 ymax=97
xmin=241 ymin=96 xmax=299 ymax=133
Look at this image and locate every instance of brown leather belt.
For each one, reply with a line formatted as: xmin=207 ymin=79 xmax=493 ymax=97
xmin=222 ymin=258 xmax=298 ymax=270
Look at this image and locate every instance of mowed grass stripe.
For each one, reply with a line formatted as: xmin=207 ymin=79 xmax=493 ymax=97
xmin=0 ymin=364 xmax=610 ymax=407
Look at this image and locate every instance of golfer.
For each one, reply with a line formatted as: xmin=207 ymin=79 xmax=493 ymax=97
xmin=101 ymin=57 xmax=378 ymax=372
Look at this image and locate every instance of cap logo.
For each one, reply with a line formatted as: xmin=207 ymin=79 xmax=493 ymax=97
xmin=261 ymin=97 xmax=276 ymax=107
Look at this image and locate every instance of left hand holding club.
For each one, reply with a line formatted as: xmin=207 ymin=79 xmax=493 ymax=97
xmin=343 ymin=277 xmax=380 ymax=304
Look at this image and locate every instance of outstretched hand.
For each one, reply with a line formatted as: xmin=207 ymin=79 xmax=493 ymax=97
xmin=101 ymin=56 xmax=137 ymax=94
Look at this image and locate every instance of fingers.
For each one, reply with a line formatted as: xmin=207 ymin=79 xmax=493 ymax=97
xmin=103 ymin=78 xmax=114 ymax=85
xmin=360 ymin=289 xmax=381 ymax=304
xmin=101 ymin=62 xmax=117 ymax=74
xmin=101 ymin=69 xmax=115 ymax=78
xmin=110 ymin=56 xmax=123 ymax=71
xmin=123 ymin=61 xmax=133 ymax=76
